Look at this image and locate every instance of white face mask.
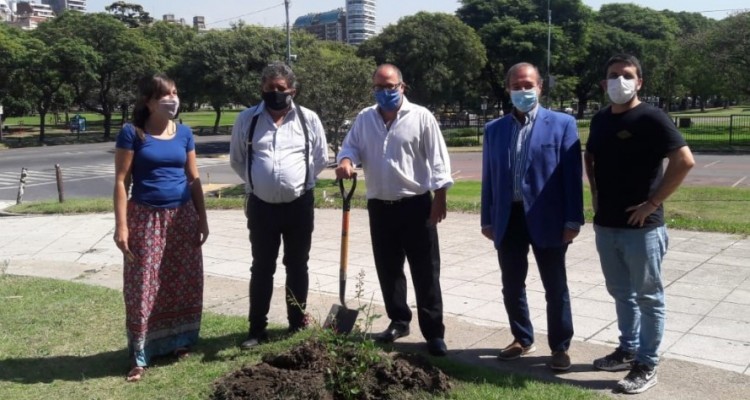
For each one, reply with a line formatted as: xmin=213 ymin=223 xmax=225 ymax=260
xmin=158 ymin=97 xmax=180 ymax=119
xmin=607 ymin=77 xmax=637 ymax=105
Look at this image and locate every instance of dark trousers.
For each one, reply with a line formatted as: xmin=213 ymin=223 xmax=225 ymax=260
xmin=367 ymin=192 xmax=444 ymax=340
xmin=246 ymin=190 xmax=314 ymax=333
xmin=498 ymin=203 xmax=573 ymax=352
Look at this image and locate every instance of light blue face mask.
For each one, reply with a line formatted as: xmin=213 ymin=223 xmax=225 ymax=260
xmin=375 ymin=89 xmax=402 ymax=111
xmin=510 ymin=89 xmax=538 ymax=113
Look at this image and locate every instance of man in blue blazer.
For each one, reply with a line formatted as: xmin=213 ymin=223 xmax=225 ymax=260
xmin=481 ymin=62 xmax=584 ymax=371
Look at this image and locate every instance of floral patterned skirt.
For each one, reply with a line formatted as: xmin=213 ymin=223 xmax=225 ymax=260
xmin=124 ymin=200 xmax=203 ymax=367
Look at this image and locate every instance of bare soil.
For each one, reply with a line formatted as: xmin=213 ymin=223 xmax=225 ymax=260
xmin=211 ymin=337 xmax=451 ymax=400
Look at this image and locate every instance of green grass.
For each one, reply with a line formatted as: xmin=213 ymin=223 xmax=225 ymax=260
xmin=4 ymin=106 xmax=749 ymax=151
xmin=0 ymin=110 xmax=242 ymax=149
xmin=177 ymin=110 xmax=242 ymax=128
xmin=0 ymin=275 xmax=603 ymax=400
xmin=672 ymin=106 xmax=750 ymax=117
xmin=2 ymin=110 xmax=243 ymax=128
xmin=8 ymin=197 xmax=113 ymax=214
xmin=8 ymin=180 xmax=750 ymax=235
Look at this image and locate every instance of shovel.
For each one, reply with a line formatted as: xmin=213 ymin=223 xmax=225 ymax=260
xmin=323 ymin=174 xmax=359 ymax=333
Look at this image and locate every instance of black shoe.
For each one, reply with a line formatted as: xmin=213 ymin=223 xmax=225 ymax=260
xmin=240 ymin=330 xmax=268 ymax=350
xmin=427 ymin=338 xmax=448 ymax=356
xmin=373 ymin=324 xmax=410 ymax=343
xmin=288 ymin=313 xmax=310 ymax=334
xmin=617 ymin=362 xmax=658 ymax=394
xmin=593 ymin=347 xmax=635 ymax=371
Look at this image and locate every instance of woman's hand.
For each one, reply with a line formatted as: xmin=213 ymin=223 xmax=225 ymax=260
xmin=197 ymin=218 xmax=209 ymax=245
xmin=114 ymin=225 xmax=135 ymax=262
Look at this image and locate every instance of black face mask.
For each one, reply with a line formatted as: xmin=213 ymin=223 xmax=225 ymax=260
xmin=261 ymin=90 xmax=292 ymax=111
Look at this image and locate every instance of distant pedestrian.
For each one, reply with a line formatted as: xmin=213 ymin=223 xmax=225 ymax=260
xmin=480 ymin=62 xmax=584 ymax=371
xmin=586 ymin=54 xmax=694 ymax=394
xmin=335 ymin=63 xmax=453 ymax=357
xmin=229 ymin=62 xmax=328 ymax=349
xmin=113 ymin=74 xmax=209 ymax=382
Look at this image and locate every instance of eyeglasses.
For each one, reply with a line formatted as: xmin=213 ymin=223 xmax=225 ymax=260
xmin=372 ymin=82 xmax=402 ymax=92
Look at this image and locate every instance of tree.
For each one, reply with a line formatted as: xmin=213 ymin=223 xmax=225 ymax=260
xmin=596 ymin=4 xmax=681 ymax=109
xmin=357 ymin=12 xmax=486 ymax=110
xmin=295 ymin=42 xmax=375 ymax=158
xmin=174 ymin=26 xmax=288 ymax=134
xmin=141 ymin=20 xmax=197 ymax=71
xmin=457 ymin=0 xmax=593 ymax=110
xmin=105 ymin=1 xmax=154 ymax=28
xmin=707 ymin=12 xmax=750 ymax=97
xmin=0 ymin=25 xmax=28 ymax=122
xmin=568 ymin=22 xmax=644 ymax=118
xmin=661 ymin=11 xmax=716 ymax=110
xmin=50 ymin=12 xmax=162 ymax=137
xmin=17 ymin=35 xmax=98 ymax=141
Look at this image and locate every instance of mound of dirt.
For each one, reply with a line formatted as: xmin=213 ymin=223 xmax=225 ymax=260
xmin=211 ymin=337 xmax=451 ymax=400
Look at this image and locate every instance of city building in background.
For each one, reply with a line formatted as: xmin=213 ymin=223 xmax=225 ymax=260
xmin=0 ymin=0 xmax=13 ymax=22
xmin=162 ymin=13 xmax=186 ymax=25
xmin=346 ymin=0 xmax=376 ymax=45
xmin=41 ymin=0 xmax=85 ymax=15
xmin=193 ymin=15 xmax=206 ymax=31
xmin=293 ymin=7 xmax=347 ymax=43
xmin=11 ymin=1 xmax=54 ymax=29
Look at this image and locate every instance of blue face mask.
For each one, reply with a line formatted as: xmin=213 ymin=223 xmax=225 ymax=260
xmin=375 ymin=89 xmax=402 ymax=111
xmin=510 ymin=89 xmax=538 ymax=113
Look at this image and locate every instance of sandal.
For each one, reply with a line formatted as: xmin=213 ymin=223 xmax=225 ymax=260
xmin=174 ymin=347 xmax=190 ymax=360
xmin=126 ymin=366 xmax=145 ymax=382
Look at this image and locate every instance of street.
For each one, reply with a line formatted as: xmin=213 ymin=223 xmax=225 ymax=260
xmin=1 ymin=136 xmax=748 ymax=203
xmin=0 ymin=136 xmax=241 ymax=203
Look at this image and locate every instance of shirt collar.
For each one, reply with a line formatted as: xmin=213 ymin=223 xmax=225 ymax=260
xmin=512 ymin=104 xmax=539 ymax=125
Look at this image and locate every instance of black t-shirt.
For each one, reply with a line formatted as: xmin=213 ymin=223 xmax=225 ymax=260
xmin=586 ymin=103 xmax=687 ymax=228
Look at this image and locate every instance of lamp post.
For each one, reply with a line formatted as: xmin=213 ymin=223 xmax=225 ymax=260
xmin=546 ymin=0 xmax=551 ymax=107
xmin=480 ymin=96 xmax=488 ymax=143
xmin=284 ymin=0 xmax=292 ymax=65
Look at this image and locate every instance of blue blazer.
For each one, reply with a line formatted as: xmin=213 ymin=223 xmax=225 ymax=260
xmin=481 ymin=107 xmax=584 ymax=249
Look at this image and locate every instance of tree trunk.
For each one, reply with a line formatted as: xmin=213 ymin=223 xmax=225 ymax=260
xmin=103 ymin=112 xmax=112 ymax=138
xmin=121 ymin=103 xmax=129 ymax=125
xmin=38 ymin=111 xmax=47 ymax=143
xmin=576 ymin=97 xmax=588 ymax=120
xmin=212 ymin=105 xmax=222 ymax=135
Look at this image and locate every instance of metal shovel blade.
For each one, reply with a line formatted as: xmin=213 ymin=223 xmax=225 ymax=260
xmin=322 ymin=304 xmax=359 ymax=334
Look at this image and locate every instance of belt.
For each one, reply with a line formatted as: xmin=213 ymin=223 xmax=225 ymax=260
xmin=370 ymin=192 xmax=429 ymax=205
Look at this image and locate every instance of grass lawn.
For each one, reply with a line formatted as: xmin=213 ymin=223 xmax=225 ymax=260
xmin=0 ymin=110 xmax=242 ymax=150
xmin=8 ymin=179 xmax=750 ymax=235
xmin=2 ymin=110 xmax=243 ymax=128
xmin=0 ymin=275 xmax=603 ymax=400
xmin=672 ymin=106 xmax=750 ymax=117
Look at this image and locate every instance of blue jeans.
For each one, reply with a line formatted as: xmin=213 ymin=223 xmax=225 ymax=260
xmin=594 ymin=225 xmax=668 ymax=368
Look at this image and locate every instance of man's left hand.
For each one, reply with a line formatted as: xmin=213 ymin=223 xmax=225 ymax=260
xmin=626 ymin=202 xmax=658 ymax=227
xmin=429 ymin=189 xmax=448 ymax=225
xmin=563 ymin=228 xmax=579 ymax=244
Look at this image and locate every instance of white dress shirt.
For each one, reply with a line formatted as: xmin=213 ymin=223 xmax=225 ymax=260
xmin=337 ymin=96 xmax=453 ymax=200
xmin=229 ymin=101 xmax=328 ymax=204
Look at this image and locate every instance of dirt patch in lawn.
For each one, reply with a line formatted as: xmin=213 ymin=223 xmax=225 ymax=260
xmin=211 ymin=337 xmax=451 ymax=400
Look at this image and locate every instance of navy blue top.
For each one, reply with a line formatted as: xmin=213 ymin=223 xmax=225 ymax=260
xmin=115 ymin=123 xmax=195 ymax=208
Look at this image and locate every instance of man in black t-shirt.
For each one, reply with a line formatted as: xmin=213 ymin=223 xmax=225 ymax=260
xmin=585 ymin=54 xmax=694 ymax=394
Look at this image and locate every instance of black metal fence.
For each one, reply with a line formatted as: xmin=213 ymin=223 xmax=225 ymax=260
xmin=439 ymin=114 xmax=750 ymax=150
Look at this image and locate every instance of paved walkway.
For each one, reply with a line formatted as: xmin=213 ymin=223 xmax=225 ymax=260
xmin=1 ymin=204 xmax=749 ymax=399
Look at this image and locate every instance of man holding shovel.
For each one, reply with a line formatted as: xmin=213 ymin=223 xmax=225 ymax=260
xmin=335 ymin=64 xmax=453 ymax=357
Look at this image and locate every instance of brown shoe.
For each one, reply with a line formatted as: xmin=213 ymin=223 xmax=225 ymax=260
xmin=498 ymin=340 xmax=536 ymax=361
xmin=549 ymin=350 xmax=572 ymax=371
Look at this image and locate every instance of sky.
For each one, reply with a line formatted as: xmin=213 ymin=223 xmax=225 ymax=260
xmin=85 ymin=1 xmax=748 ymax=29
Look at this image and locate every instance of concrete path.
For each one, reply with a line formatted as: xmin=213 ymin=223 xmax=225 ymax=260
xmin=1 ymin=206 xmax=749 ymax=399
